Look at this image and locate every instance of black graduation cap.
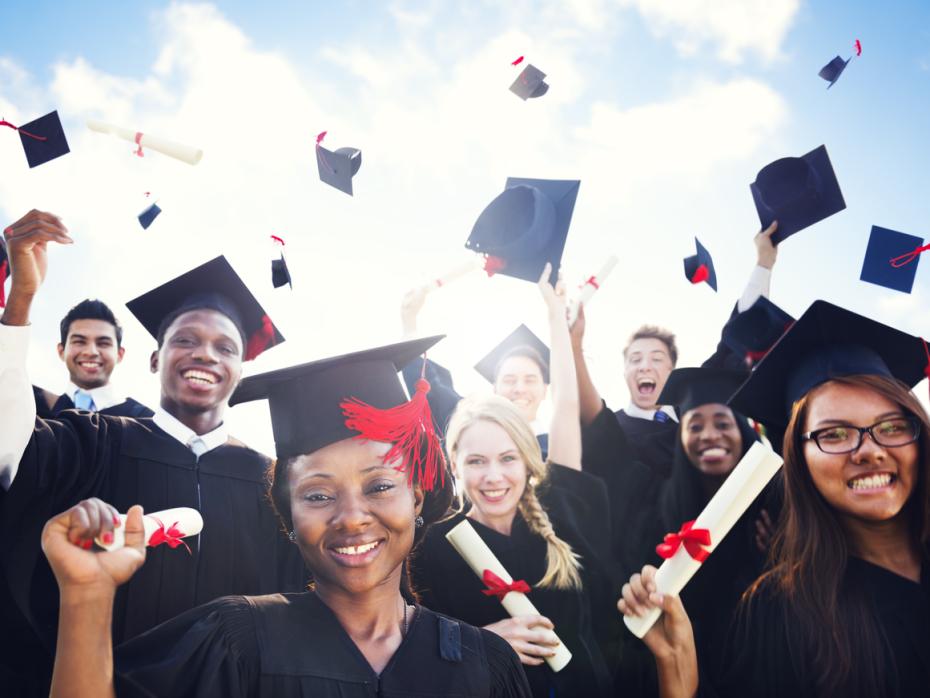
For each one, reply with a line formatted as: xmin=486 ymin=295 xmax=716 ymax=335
xmin=465 ymin=177 xmax=580 ymax=284
xmin=271 ymin=254 xmax=292 ymax=289
xmin=658 ymin=367 xmax=749 ymax=415
xmin=316 ymin=144 xmax=362 ymax=196
xmin=138 ymin=203 xmax=162 ymax=230
xmin=229 ymin=336 xmax=445 ymax=482
xmin=729 ymin=300 xmax=928 ymax=428
xmin=818 ymin=56 xmax=850 ymax=88
xmin=474 ymin=324 xmax=550 ymax=384
xmin=750 ymin=145 xmax=846 ymax=245
xmin=510 ymin=64 xmax=549 ymax=100
xmin=125 ymin=256 xmax=284 ymax=361
xmin=683 ymin=238 xmax=717 ymax=291
xmin=722 ymin=296 xmax=795 ymax=365
xmin=859 ymin=225 xmax=925 ymax=295
xmin=4 ymin=111 xmax=70 ymax=168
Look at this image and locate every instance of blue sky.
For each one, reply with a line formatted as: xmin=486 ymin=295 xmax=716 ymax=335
xmin=2 ymin=1 xmax=929 ymax=451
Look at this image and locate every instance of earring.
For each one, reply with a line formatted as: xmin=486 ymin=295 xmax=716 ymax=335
xmin=414 ymin=516 xmax=424 ymax=528
xmin=287 ymin=530 xmax=297 ymax=542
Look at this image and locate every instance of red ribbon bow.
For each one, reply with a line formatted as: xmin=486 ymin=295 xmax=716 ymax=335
xmin=483 ymin=255 xmax=507 ymax=277
xmin=583 ymin=275 xmax=600 ymax=290
xmin=0 ymin=119 xmax=47 ymax=142
xmin=134 ymin=132 xmax=145 ymax=157
xmin=481 ymin=569 xmax=531 ymax=599
xmin=656 ymin=520 xmax=712 ymax=563
xmin=148 ymin=517 xmax=192 ymax=554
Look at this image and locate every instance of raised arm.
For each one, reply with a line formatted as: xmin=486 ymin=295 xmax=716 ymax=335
xmin=0 ymin=210 xmax=72 ymax=489
xmin=569 ymin=304 xmax=604 ymax=426
xmin=537 ymin=265 xmax=581 ymax=470
xmin=737 ymin=221 xmax=777 ymax=313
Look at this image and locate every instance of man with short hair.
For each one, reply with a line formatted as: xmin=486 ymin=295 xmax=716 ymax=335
xmin=32 ymin=298 xmax=152 ymax=418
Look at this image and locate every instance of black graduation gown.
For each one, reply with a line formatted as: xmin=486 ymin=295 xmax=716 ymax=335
xmin=114 ymin=591 xmax=532 ymax=697
xmin=32 ymin=384 xmax=154 ymax=419
xmin=701 ymin=557 xmax=930 ymax=698
xmin=0 ymin=412 xmax=308 ymax=697
xmin=409 ymin=465 xmax=618 ymax=698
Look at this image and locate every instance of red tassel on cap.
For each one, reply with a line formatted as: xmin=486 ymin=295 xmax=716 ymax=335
xmin=690 ymin=264 xmax=710 ymax=285
xmin=511 ymin=56 xmax=524 ymax=66
xmin=0 ymin=119 xmax=47 ymax=142
xmin=341 ymin=376 xmax=446 ymax=492
xmin=244 ymin=314 xmax=275 ymax=361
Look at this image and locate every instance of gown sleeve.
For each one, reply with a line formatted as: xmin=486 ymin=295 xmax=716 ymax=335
xmin=401 ymin=357 xmax=462 ymax=435
xmin=480 ymin=628 xmax=534 ymax=698
xmin=115 ymin=596 xmax=259 ymax=698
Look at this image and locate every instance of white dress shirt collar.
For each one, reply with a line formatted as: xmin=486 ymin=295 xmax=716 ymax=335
xmin=153 ymin=407 xmax=229 ymax=454
xmin=66 ymin=381 xmax=123 ymax=412
xmin=624 ymin=402 xmax=679 ymax=423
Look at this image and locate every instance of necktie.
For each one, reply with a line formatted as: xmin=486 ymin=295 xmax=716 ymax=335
xmin=188 ymin=437 xmax=208 ymax=459
xmin=73 ymin=390 xmax=97 ymax=412
xmin=653 ymin=410 xmax=670 ymax=423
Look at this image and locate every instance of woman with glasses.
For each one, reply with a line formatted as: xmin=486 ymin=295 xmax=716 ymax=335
xmin=618 ymin=301 xmax=930 ymax=698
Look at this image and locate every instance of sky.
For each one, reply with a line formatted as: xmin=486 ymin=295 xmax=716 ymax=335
xmin=2 ymin=0 xmax=930 ymax=455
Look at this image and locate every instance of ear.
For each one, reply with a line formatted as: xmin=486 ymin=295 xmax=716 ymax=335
xmin=149 ymin=350 xmax=159 ymax=374
xmin=412 ymin=483 xmax=425 ymax=516
xmin=56 ymin=343 xmax=65 ymax=361
xmin=116 ymin=346 xmax=126 ymax=363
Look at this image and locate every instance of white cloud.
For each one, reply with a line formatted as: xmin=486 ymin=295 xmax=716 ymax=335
xmin=619 ymin=0 xmax=801 ymax=64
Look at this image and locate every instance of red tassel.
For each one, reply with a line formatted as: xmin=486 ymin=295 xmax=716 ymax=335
xmin=855 ymin=39 xmax=862 ymax=57
xmin=316 ymin=130 xmax=327 ymax=145
xmin=511 ymin=56 xmax=524 ymax=66
xmin=484 ymin=255 xmax=507 ymax=277
xmin=0 ymin=119 xmax=47 ymax=142
xmin=690 ymin=264 xmax=709 ymax=285
xmin=244 ymin=314 xmax=275 ymax=361
xmin=0 ymin=260 xmax=7 ymax=308
xmin=341 ymin=378 xmax=446 ymax=491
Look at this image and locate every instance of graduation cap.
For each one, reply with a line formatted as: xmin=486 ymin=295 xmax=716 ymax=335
xmin=510 ymin=64 xmax=549 ymax=100
xmin=138 ymin=203 xmax=162 ymax=230
xmin=722 ymin=297 xmax=795 ymax=365
xmin=316 ymin=142 xmax=362 ymax=196
xmin=729 ymin=300 xmax=928 ymax=428
xmin=818 ymin=56 xmax=851 ymax=88
xmin=658 ymin=367 xmax=750 ymax=415
xmin=474 ymin=324 xmax=550 ymax=384
xmin=229 ymin=336 xmax=447 ymax=490
xmin=126 ymin=256 xmax=284 ymax=361
xmin=0 ymin=237 xmax=8 ymax=308
xmin=750 ymin=145 xmax=846 ymax=245
xmin=271 ymin=254 xmax=292 ymax=289
xmin=683 ymin=238 xmax=717 ymax=291
xmin=859 ymin=225 xmax=925 ymax=294
xmin=466 ymin=177 xmax=580 ymax=284
xmin=2 ymin=111 xmax=70 ymax=168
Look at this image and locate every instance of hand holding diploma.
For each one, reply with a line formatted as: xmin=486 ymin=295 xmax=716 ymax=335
xmin=95 ymin=507 xmax=203 ymax=553
xmin=87 ymin=119 xmax=203 ymax=165
xmin=568 ymin=255 xmax=619 ymax=326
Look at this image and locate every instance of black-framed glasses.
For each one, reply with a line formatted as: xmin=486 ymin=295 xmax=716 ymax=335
xmin=802 ymin=417 xmax=921 ymax=455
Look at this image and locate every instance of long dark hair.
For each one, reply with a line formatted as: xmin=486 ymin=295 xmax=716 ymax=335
xmin=749 ymin=374 xmax=930 ymax=697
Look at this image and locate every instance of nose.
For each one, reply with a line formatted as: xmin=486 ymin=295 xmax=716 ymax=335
xmin=190 ymin=342 xmax=220 ymax=363
xmin=851 ymin=430 xmax=886 ymax=462
xmin=330 ymin=491 xmax=374 ymax=531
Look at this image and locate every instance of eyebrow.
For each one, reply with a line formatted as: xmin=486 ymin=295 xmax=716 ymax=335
xmin=298 ymin=463 xmax=392 ymax=480
xmin=812 ymin=411 xmax=906 ymax=428
xmin=172 ymin=325 xmax=240 ymax=345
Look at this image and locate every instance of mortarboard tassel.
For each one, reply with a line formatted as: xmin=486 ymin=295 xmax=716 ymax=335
xmin=889 ymin=243 xmax=930 ymax=268
xmin=244 ymin=314 xmax=275 ymax=361
xmin=855 ymin=39 xmax=862 ymax=57
xmin=0 ymin=118 xmax=47 ymax=142
xmin=690 ymin=264 xmax=710 ymax=285
xmin=511 ymin=56 xmax=524 ymax=66
xmin=341 ymin=364 xmax=446 ymax=492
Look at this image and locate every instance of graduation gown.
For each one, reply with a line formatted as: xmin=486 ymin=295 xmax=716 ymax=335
xmin=702 ymin=557 xmax=930 ymax=698
xmin=115 ymin=591 xmax=532 ymax=697
xmin=0 ymin=412 xmax=308 ymax=696
xmin=32 ymin=384 xmax=154 ymax=419
xmin=409 ymin=465 xmax=618 ymax=698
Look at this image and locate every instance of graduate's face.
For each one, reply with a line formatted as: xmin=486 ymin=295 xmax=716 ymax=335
xmin=681 ymin=404 xmax=743 ymax=477
xmin=57 ymin=319 xmax=124 ymax=389
xmin=803 ymin=382 xmax=919 ymax=524
xmin=453 ymin=420 xmax=528 ymax=529
xmin=153 ymin=309 xmax=243 ymax=411
xmin=288 ymin=438 xmax=424 ymax=595
xmin=494 ymin=355 xmax=547 ymax=422
xmin=624 ymin=338 xmax=674 ymax=409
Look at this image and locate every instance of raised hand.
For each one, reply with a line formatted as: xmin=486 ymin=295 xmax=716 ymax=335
xmin=754 ymin=220 xmax=778 ymax=270
xmin=484 ymin=614 xmax=560 ymax=666
xmin=3 ymin=209 xmax=72 ymax=298
xmin=536 ymin=263 xmax=566 ymax=318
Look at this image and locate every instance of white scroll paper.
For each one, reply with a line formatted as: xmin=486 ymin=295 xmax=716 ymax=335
xmin=568 ymin=255 xmax=619 ymax=326
xmin=94 ymin=507 xmax=204 ymax=552
xmin=426 ymin=257 xmax=484 ymax=292
xmin=624 ymin=441 xmax=783 ymax=638
xmin=446 ymin=519 xmax=573 ymax=672
xmin=86 ymin=119 xmax=203 ymax=165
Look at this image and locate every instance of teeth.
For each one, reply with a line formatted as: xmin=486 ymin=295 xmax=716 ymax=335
xmin=482 ymin=489 xmax=507 ymax=498
xmin=334 ymin=541 xmax=380 ymax=555
xmin=78 ymin=361 xmax=101 ymax=367
xmin=702 ymin=447 xmax=727 ymax=458
xmin=849 ymin=473 xmax=893 ymax=490
xmin=183 ymin=369 xmax=218 ymax=385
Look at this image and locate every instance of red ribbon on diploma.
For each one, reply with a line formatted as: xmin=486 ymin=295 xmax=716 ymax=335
xmin=148 ymin=517 xmax=192 ymax=554
xmin=583 ymin=275 xmax=600 ymax=290
xmin=656 ymin=520 xmax=711 ymax=563
xmin=134 ymin=132 xmax=145 ymax=157
xmin=0 ymin=119 xmax=47 ymax=142
xmin=483 ymin=255 xmax=507 ymax=277
xmin=481 ymin=569 xmax=531 ymax=599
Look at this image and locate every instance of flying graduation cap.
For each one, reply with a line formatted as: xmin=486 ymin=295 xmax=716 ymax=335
xmin=315 ymin=131 xmax=362 ymax=196
xmin=722 ymin=296 xmax=795 ymax=366
xmin=2 ymin=111 xmax=70 ymax=168
xmin=683 ymin=238 xmax=717 ymax=291
xmin=138 ymin=202 xmax=162 ymax=230
xmin=270 ymin=235 xmax=292 ymax=289
xmin=466 ymin=177 xmax=580 ymax=284
xmin=474 ymin=324 xmax=551 ymax=384
xmin=510 ymin=60 xmax=549 ymax=100
xmin=750 ymin=145 xmax=846 ymax=245
xmin=818 ymin=39 xmax=861 ymax=88
xmin=860 ymin=225 xmax=926 ymax=295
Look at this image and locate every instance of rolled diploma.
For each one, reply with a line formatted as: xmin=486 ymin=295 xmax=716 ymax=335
xmin=428 ymin=257 xmax=483 ymax=290
xmin=624 ymin=441 xmax=783 ymax=638
xmin=86 ymin=119 xmax=203 ymax=165
xmin=94 ymin=507 xmax=204 ymax=552
xmin=446 ymin=519 xmax=573 ymax=672
xmin=568 ymin=255 xmax=619 ymax=326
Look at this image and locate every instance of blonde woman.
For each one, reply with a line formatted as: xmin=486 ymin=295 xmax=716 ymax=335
xmin=410 ymin=266 xmax=618 ymax=698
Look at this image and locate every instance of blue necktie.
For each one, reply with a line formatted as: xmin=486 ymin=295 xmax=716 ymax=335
xmin=653 ymin=410 xmax=670 ymax=423
xmin=73 ymin=390 xmax=97 ymax=412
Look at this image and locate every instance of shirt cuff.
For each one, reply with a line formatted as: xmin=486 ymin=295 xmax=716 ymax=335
xmin=737 ymin=265 xmax=772 ymax=313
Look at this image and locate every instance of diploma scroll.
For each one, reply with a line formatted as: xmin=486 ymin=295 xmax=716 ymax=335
xmin=95 ymin=507 xmax=204 ymax=552
xmin=426 ymin=258 xmax=484 ymax=291
xmin=568 ymin=255 xmax=619 ymax=326
xmin=87 ymin=119 xmax=203 ymax=165
xmin=624 ymin=441 xmax=783 ymax=638
xmin=446 ymin=519 xmax=573 ymax=671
